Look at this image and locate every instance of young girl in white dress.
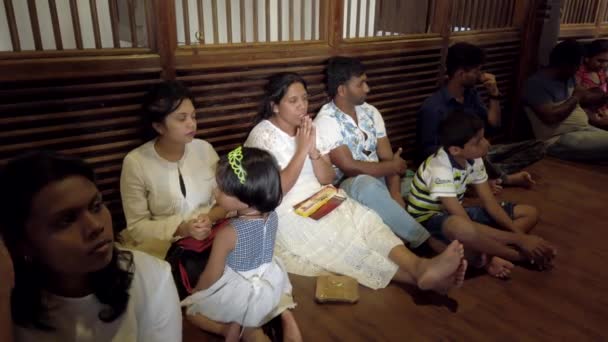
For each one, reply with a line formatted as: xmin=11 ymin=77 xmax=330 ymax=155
xmin=181 ymin=146 xmax=302 ymax=342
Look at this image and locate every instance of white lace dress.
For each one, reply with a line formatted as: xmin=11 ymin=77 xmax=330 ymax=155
xmin=244 ymin=120 xmax=403 ymax=289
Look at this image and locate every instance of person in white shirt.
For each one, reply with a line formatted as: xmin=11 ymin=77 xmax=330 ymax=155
xmin=120 ymin=81 xmax=236 ymax=338
xmin=0 ymin=151 xmax=182 ymax=342
xmin=120 ymin=81 xmax=226 ymax=245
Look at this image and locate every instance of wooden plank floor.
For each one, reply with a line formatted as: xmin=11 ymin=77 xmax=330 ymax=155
xmin=184 ymin=158 xmax=608 ymax=341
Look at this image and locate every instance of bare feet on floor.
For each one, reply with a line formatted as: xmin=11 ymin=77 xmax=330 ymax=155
xmin=417 ymin=240 xmax=468 ymax=293
xmin=505 ymin=171 xmax=536 ymax=188
xmin=281 ymin=310 xmax=303 ymax=342
xmin=483 ymin=255 xmax=514 ymax=279
xmin=518 ymin=235 xmax=557 ymax=269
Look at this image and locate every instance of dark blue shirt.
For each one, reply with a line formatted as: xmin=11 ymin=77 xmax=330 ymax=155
xmin=416 ymin=86 xmax=488 ymax=160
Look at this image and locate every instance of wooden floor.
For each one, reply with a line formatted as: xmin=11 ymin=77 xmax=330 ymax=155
xmin=184 ymin=158 xmax=608 ymax=341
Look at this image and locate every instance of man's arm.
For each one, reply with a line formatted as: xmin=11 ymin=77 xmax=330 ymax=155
xmin=329 ymin=144 xmax=405 ymax=178
xmin=481 ymin=73 xmax=501 ymax=128
xmin=530 ymin=85 xmax=586 ymax=125
xmin=376 ymin=136 xmax=405 ymax=206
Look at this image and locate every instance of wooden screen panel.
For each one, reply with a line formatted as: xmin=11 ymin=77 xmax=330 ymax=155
xmin=175 ymin=58 xmax=329 ymax=155
xmin=0 ymin=71 xmax=162 ymax=229
xmin=360 ymin=48 xmax=442 ymax=158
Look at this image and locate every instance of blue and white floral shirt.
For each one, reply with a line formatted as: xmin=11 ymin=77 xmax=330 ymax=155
xmin=315 ymin=101 xmax=387 ymax=181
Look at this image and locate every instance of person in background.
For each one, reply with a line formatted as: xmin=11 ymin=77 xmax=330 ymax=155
xmin=418 ymin=42 xmax=542 ymax=193
xmin=575 ymin=38 xmax=608 ymax=129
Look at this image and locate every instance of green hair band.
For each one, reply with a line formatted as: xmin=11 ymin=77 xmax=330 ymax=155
xmin=228 ymin=146 xmax=247 ymax=184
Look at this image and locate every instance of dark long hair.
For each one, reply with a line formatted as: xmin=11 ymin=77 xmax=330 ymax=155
xmin=141 ymin=80 xmax=195 ymax=140
xmin=257 ymin=72 xmax=308 ymax=123
xmin=0 ymin=151 xmax=134 ymax=330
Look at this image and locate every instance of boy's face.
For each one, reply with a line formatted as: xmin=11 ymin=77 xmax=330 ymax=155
xmin=460 ymin=128 xmax=489 ymax=159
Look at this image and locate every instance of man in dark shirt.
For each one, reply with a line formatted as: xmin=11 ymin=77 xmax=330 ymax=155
xmin=417 ymin=42 xmax=539 ymax=190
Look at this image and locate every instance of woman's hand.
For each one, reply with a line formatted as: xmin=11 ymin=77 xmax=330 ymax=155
xmin=0 ymin=239 xmax=14 ymax=296
xmin=295 ymin=116 xmax=315 ymax=156
xmin=177 ymin=219 xmax=212 ymax=240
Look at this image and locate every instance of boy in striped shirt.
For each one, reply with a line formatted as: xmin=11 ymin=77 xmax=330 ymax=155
xmin=407 ymin=111 xmax=556 ymax=277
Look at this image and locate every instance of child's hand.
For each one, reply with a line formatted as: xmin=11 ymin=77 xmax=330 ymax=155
xmin=489 ymin=179 xmax=503 ymax=194
xmin=0 ymin=238 xmax=14 ymax=295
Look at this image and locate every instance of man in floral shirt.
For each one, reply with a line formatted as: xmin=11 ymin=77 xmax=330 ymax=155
xmin=315 ymin=56 xmax=431 ymax=249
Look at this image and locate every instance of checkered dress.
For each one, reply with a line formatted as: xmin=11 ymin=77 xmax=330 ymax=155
xmin=226 ymin=211 xmax=278 ymax=272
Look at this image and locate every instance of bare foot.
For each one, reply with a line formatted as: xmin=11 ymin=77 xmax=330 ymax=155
xmin=505 ymin=171 xmax=536 ymax=188
xmin=484 ymin=256 xmax=514 ymax=279
xmin=224 ymin=322 xmax=241 ymax=342
xmin=281 ymin=311 xmax=303 ymax=342
xmin=417 ymin=240 xmax=466 ymax=293
xmin=489 ymin=179 xmax=503 ymax=194
xmin=242 ymin=327 xmax=271 ymax=342
xmin=518 ymin=235 xmax=556 ymax=269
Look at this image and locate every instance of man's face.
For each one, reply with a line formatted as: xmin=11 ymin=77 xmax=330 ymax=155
xmin=343 ymin=74 xmax=370 ymax=106
xmin=460 ymin=65 xmax=483 ymax=88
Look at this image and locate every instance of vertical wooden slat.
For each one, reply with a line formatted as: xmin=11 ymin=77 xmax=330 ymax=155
xmin=144 ymin=0 xmax=155 ymax=49
xmin=597 ymin=0 xmax=608 ymax=25
xmin=575 ymin=0 xmax=585 ymax=23
xmin=253 ymin=0 xmax=259 ymax=42
xmin=226 ymin=0 xmax=233 ymax=43
xmin=454 ymin=0 xmax=473 ymax=30
xmin=278 ymin=0 xmax=283 ymax=41
xmin=109 ymin=0 xmax=120 ymax=48
xmin=300 ymin=0 xmax=305 ymax=39
xmin=480 ymin=0 xmax=490 ymax=29
xmin=289 ymin=0 xmax=293 ymax=40
xmin=312 ymin=0 xmax=318 ymax=39
xmin=265 ymin=0 xmax=270 ymax=41
xmin=562 ymin=0 xmax=570 ymax=23
xmin=26 ymin=0 xmax=43 ymax=50
xmin=455 ymin=0 xmax=464 ymax=31
xmin=573 ymin=0 xmax=583 ymax=23
xmin=496 ymin=0 xmax=506 ymax=27
xmin=364 ymin=0 xmax=371 ymax=36
xmin=195 ymin=0 xmax=204 ymax=44
xmin=89 ymin=0 xmax=102 ymax=48
xmin=507 ymin=0 xmax=515 ymax=26
xmin=3 ymin=0 xmax=20 ymax=51
xmin=354 ymin=0 xmax=360 ymax=37
xmin=488 ymin=0 xmax=499 ymax=28
xmin=48 ymin=0 xmax=62 ymax=50
xmin=182 ymin=0 xmax=190 ymax=45
xmin=127 ymin=0 xmax=138 ymax=47
xmin=564 ymin=0 xmax=572 ymax=23
xmin=156 ymin=0 xmax=177 ymax=79
xmin=69 ymin=0 xmax=83 ymax=49
xmin=240 ymin=0 xmax=246 ymax=42
xmin=212 ymin=0 xmax=219 ymax=43
xmin=346 ymin=0 xmax=352 ymax=38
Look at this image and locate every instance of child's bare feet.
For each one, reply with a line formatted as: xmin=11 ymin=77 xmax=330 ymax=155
xmin=224 ymin=322 xmax=241 ymax=342
xmin=484 ymin=256 xmax=514 ymax=278
xmin=518 ymin=235 xmax=556 ymax=269
xmin=242 ymin=327 xmax=271 ymax=342
xmin=505 ymin=171 xmax=536 ymax=188
xmin=417 ymin=240 xmax=467 ymax=293
xmin=281 ymin=311 xmax=303 ymax=342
